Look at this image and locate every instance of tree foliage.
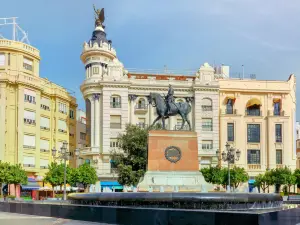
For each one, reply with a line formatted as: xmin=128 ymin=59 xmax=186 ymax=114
xmin=200 ymin=166 xmax=248 ymax=190
xmin=253 ymin=171 xmax=273 ymax=193
xmin=111 ymin=124 xmax=162 ymax=186
xmin=6 ymin=164 xmax=27 ymax=195
xmin=0 ymin=161 xmax=10 ymax=196
xmin=77 ymin=163 xmax=98 ymax=189
xmin=44 ymin=162 xmax=65 ymax=188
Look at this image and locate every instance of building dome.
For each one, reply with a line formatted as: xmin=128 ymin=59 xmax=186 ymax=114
xmin=90 ymin=29 xmax=110 ymax=46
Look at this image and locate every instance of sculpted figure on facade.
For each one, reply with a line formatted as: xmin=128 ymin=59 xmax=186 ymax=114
xmin=93 ymin=5 xmax=105 ymax=28
xmin=149 ymin=85 xmax=192 ymax=130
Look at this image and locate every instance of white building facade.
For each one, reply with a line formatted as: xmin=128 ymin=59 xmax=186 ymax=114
xmin=80 ymin=24 xmax=222 ymax=181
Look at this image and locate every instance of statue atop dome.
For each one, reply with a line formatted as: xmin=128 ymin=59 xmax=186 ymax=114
xmin=93 ymin=5 xmax=105 ymax=28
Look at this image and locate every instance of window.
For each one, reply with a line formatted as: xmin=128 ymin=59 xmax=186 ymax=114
xmin=226 ymin=99 xmax=233 ymax=114
xmin=274 ymin=102 xmax=280 ymax=116
xmin=137 ymin=118 xmax=146 ymax=128
xmin=40 ymin=117 xmax=50 ymax=130
xmin=23 ymin=156 xmax=35 ymax=167
xmin=58 ymin=120 xmax=67 ymax=133
xmin=69 ymin=125 xmax=75 ymax=137
xmin=40 ymin=139 xmax=50 ymax=152
xmin=40 ymin=159 xmax=49 ymax=169
xmin=227 ymin=123 xmax=234 ymax=142
xmin=202 ymin=118 xmax=213 ymax=131
xmin=80 ymin=132 xmax=86 ymax=140
xmin=276 ymin=150 xmax=282 ymax=164
xmin=202 ymin=98 xmax=212 ymax=111
xmin=0 ymin=53 xmax=5 ymax=66
xmin=24 ymin=89 xmax=36 ymax=104
xmin=24 ymin=110 xmax=36 ymax=125
xmin=69 ymin=109 xmax=74 ymax=119
xmin=202 ymin=140 xmax=213 ymax=150
xmin=275 ymin=124 xmax=282 ymax=143
xmin=93 ymin=67 xmax=99 ymax=74
xmin=247 ymin=149 xmax=260 ymax=164
xmin=137 ymin=98 xmax=146 ymax=109
xmin=110 ymin=138 xmax=120 ymax=148
xmin=58 ymin=102 xmax=67 ymax=114
xmin=110 ymin=115 xmax=121 ymax=129
xmin=110 ymin=96 xmax=121 ymax=108
xmin=23 ymin=57 xmax=33 ymax=71
xmin=23 ymin=135 xmax=36 ymax=148
xmin=41 ymin=97 xmax=50 ymax=111
xmin=246 ymin=105 xmax=261 ymax=116
xmin=247 ymin=124 xmax=260 ymax=142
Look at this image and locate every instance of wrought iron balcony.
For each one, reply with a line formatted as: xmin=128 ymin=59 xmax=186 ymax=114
xmin=136 ymin=123 xmax=148 ymax=129
xmin=246 ymin=109 xmax=262 ymax=116
xmin=134 ymin=104 xmax=148 ymax=114
xmin=110 ymin=102 xmax=121 ymax=108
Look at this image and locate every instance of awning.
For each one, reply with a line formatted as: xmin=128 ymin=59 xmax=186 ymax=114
xmin=248 ymin=179 xmax=255 ymax=184
xmin=273 ymin=98 xmax=281 ymax=103
xmin=246 ymin=98 xmax=261 ymax=108
xmin=21 ymin=178 xmax=40 ymax=191
xmin=100 ymin=181 xmax=123 ymax=190
xmin=224 ymin=96 xmax=236 ymax=104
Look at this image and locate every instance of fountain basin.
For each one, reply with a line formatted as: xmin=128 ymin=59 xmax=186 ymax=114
xmin=68 ymin=192 xmax=282 ymax=211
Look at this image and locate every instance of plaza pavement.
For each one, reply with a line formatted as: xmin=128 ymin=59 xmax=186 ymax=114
xmin=0 ymin=212 xmax=110 ymax=225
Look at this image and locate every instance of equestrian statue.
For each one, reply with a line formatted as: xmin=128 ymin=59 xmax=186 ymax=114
xmin=148 ymin=84 xmax=192 ymax=131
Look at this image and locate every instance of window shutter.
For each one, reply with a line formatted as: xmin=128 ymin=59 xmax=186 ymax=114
xmin=24 ymin=110 xmax=36 ymax=120
xmin=110 ymin=115 xmax=121 ymax=123
xmin=202 ymin=98 xmax=212 ymax=106
xmin=41 ymin=117 xmax=50 ymax=128
xmin=40 ymin=159 xmax=49 ymax=167
xmin=41 ymin=97 xmax=50 ymax=106
xmin=24 ymin=89 xmax=36 ymax=96
xmin=23 ymin=58 xmax=33 ymax=65
xmin=40 ymin=139 xmax=49 ymax=150
xmin=0 ymin=54 xmax=5 ymax=66
xmin=23 ymin=156 xmax=35 ymax=165
xmin=23 ymin=135 xmax=36 ymax=147
xmin=58 ymin=120 xmax=67 ymax=130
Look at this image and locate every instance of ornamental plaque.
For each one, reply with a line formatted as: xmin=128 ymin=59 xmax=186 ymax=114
xmin=165 ymin=146 xmax=181 ymax=163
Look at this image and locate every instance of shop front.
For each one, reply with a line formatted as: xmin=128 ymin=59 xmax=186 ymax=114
xmin=100 ymin=181 xmax=123 ymax=192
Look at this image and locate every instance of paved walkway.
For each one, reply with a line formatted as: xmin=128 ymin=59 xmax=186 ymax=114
xmin=0 ymin=212 xmax=108 ymax=225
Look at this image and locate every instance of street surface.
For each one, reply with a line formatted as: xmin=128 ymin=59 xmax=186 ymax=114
xmin=0 ymin=212 xmax=110 ymax=225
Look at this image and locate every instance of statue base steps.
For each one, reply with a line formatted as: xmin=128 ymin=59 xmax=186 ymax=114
xmin=137 ymin=171 xmax=213 ymax=192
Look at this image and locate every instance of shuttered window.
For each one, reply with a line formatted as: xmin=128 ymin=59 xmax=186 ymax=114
xmin=41 ymin=97 xmax=50 ymax=106
xmin=40 ymin=139 xmax=49 ymax=151
xmin=0 ymin=53 xmax=5 ymax=66
xmin=23 ymin=156 xmax=35 ymax=166
xmin=110 ymin=115 xmax=121 ymax=129
xmin=23 ymin=135 xmax=35 ymax=148
xmin=40 ymin=117 xmax=50 ymax=128
xmin=40 ymin=159 xmax=49 ymax=168
xmin=58 ymin=120 xmax=67 ymax=132
xmin=23 ymin=57 xmax=33 ymax=71
xmin=24 ymin=110 xmax=35 ymax=120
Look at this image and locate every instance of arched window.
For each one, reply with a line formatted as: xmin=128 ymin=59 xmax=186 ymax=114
xmin=202 ymin=98 xmax=212 ymax=111
xmin=137 ymin=98 xmax=146 ymax=109
xmin=110 ymin=95 xmax=121 ymax=108
xmin=246 ymin=98 xmax=261 ymax=116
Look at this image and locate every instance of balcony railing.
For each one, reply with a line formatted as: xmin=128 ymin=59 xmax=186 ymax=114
xmin=59 ymin=110 xmax=67 ymax=114
xmin=276 ymin=164 xmax=283 ymax=168
xmin=269 ymin=110 xmax=285 ymax=116
xmin=221 ymin=109 xmax=238 ymax=115
xmin=247 ymin=164 xmax=261 ymax=170
xmin=40 ymin=126 xmax=50 ymax=131
xmin=135 ymin=104 xmax=148 ymax=110
xmin=41 ymin=104 xmax=50 ymax=111
xmin=110 ymin=123 xmax=121 ymax=129
xmin=40 ymin=166 xmax=48 ymax=169
xmin=246 ymin=109 xmax=261 ymax=116
xmin=58 ymin=129 xmax=67 ymax=133
xmin=40 ymin=149 xmax=49 ymax=153
xmin=136 ymin=123 xmax=148 ymax=129
xmin=202 ymin=125 xmax=213 ymax=131
xmin=110 ymin=102 xmax=121 ymax=108
xmin=24 ymin=99 xmax=36 ymax=104
xmin=23 ymin=145 xmax=35 ymax=149
xmin=24 ymin=118 xmax=36 ymax=125
xmin=23 ymin=164 xmax=35 ymax=168
xmin=202 ymin=105 xmax=212 ymax=111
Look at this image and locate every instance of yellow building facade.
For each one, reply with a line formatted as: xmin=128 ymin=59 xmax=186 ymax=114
xmin=219 ymin=75 xmax=297 ymax=179
xmin=0 ymin=39 xmax=77 ymax=178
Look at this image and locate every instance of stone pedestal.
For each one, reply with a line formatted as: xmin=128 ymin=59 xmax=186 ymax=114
xmin=138 ymin=130 xmax=212 ymax=192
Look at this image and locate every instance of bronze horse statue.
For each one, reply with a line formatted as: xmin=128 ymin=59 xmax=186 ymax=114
xmin=148 ymin=92 xmax=192 ymax=131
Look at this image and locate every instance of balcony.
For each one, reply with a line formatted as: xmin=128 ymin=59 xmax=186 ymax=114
xmin=58 ymin=129 xmax=67 ymax=134
xmin=24 ymin=99 xmax=36 ymax=104
xmin=245 ymin=109 xmax=262 ymax=116
xmin=23 ymin=164 xmax=35 ymax=168
xmin=202 ymin=125 xmax=213 ymax=131
xmin=276 ymin=164 xmax=283 ymax=169
xmin=268 ymin=110 xmax=286 ymax=116
xmin=41 ymin=104 xmax=50 ymax=111
xmin=40 ymin=149 xmax=49 ymax=153
xmin=110 ymin=123 xmax=121 ymax=129
xmin=110 ymin=102 xmax=121 ymax=108
xmin=24 ymin=118 xmax=36 ymax=125
xmin=136 ymin=123 xmax=148 ymax=129
xmin=23 ymin=145 xmax=35 ymax=149
xmin=247 ymin=164 xmax=261 ymax=170
xmin=80 ymin=147 xmax=100 ymax=155
xmin=40 ymin=166 xmax=48 ymax=169
xmin=40 ymin=126 xmax=50 ymax=131
xmin=59 ymin=110 xmax=67 ymax=115
xmin=221 ymin=109 xmax=238 ymax=115
xmin=202 ymin=105 xmax=212 ymax=111
xmin=134 ymin=104 xmax=148 ymax=114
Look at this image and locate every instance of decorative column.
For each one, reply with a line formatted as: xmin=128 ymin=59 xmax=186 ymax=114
xmin=90 ymin=95 xmax=95 ymax=147
xmin=93 ymin=94 xmax=101 ymax=151
xmin=128 ymin=94 xmax=137 ymax=125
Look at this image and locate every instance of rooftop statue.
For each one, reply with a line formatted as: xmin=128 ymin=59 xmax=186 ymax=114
xmin=93 ymin=5 xmax=105 ymax=28
xmin=149 ymin=85 xmax=192 ymax=130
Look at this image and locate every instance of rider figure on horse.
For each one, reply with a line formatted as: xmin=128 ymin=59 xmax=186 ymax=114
xmin=166 ymin=84 xmax=175 ymax=114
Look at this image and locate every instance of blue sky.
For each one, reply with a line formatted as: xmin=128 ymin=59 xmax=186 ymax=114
xmin=1 ymin=0 xmax=300 ymax=114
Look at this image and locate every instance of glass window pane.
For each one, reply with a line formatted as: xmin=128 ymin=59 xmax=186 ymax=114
xmin=275 ymin=124 xmax=282 ymax=143
xmin=247 ymin=124 xmax=260 ymax=142
xmin=247 ymin=149 xmax=260 ymax=164
xmin=227 ymin=123 xmax=234 ymax=141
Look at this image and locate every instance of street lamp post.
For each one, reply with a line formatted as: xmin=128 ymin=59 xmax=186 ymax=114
xmin=216 ymin=142 xmax=241 ymax=192
xmin=51 ymin=141 xmax=79 ymax=201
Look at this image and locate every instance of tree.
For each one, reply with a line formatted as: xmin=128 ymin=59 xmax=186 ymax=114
xmin=67 ymin=167 xmax=80 ymax=188
xmin=6 ymin=164 xmax=27 ymax=195
xmin=0 ymin=161 xmax=10 ymax=196
xmin=253 ymin=171 xmax=273 ymax=193
xmin=44 ymin=162 xmax=65 ymax=190
xmin=286 ymin=171 xmax=296 ymax=193
xmin=77 ymin=163 xmax=98 ymax=190
xmin=201 ymin=166 xmax=248 ymax=190
xmin=269 ymin=167 xmax=293 ymax=193
xmin=111 ymin=124 xmax=148 ymax=186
